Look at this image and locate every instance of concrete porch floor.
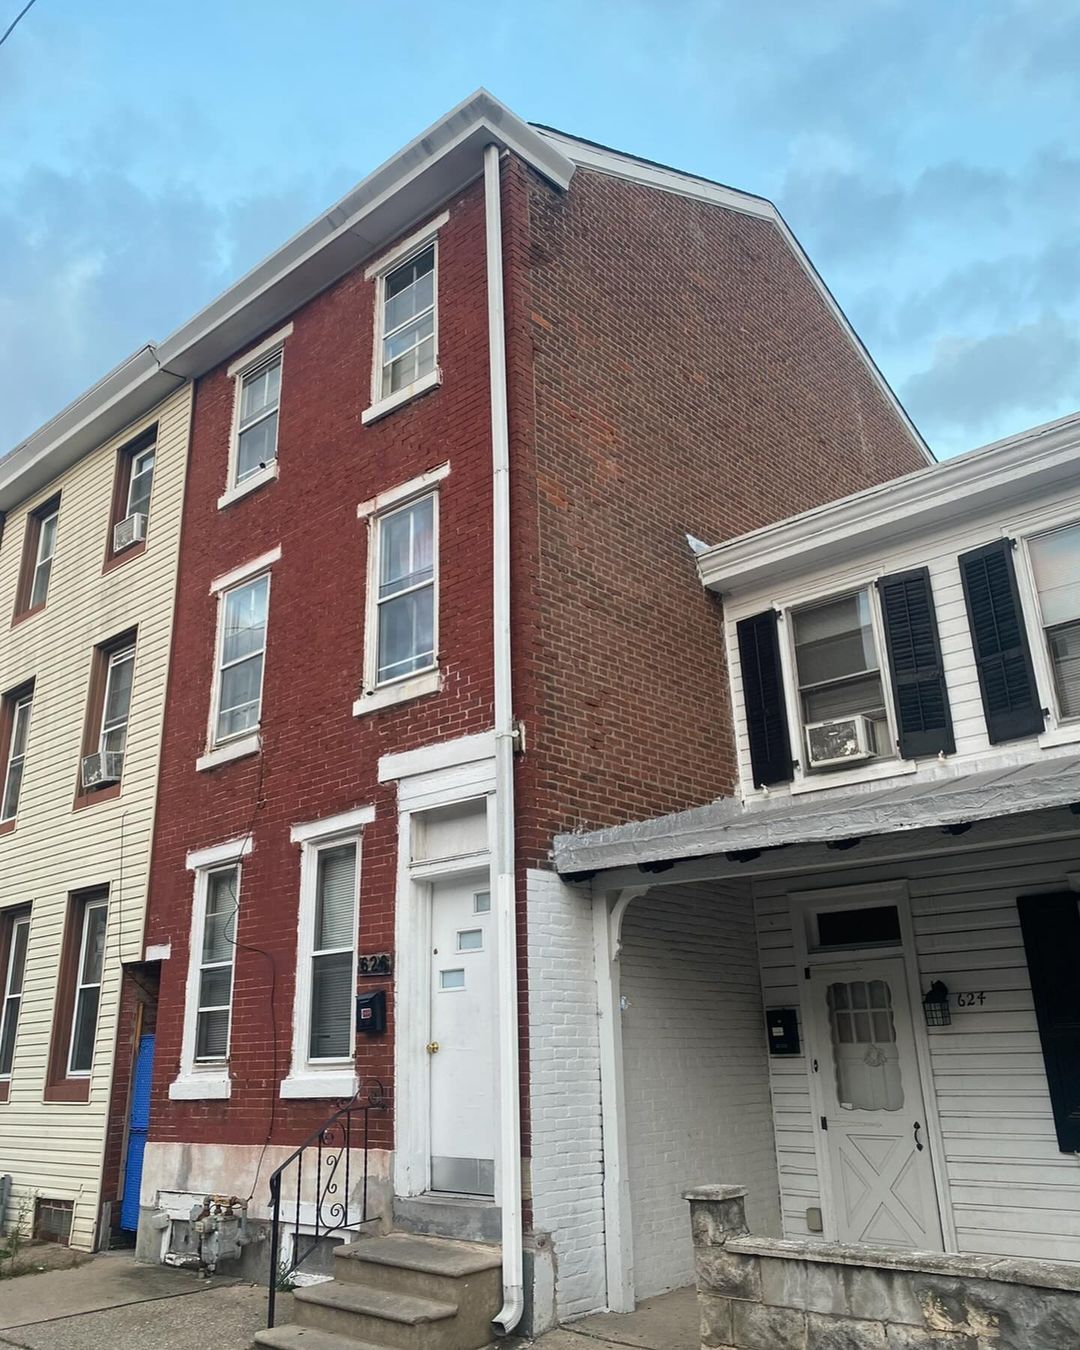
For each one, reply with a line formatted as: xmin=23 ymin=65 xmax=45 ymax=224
xmin=523 ymin=1286 xmax=699 ymax=1350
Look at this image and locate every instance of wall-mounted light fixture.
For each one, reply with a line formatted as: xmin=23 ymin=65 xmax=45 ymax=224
xmin=923 ymin=980 xmax=951 ymax=1027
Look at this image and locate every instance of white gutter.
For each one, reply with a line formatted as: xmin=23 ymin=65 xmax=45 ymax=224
xmin=484 ymin=143 xmax=523 ymax=1334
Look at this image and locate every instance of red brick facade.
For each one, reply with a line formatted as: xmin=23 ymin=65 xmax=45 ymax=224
xmin=144 ymin=147 xmax=926 ymax=1166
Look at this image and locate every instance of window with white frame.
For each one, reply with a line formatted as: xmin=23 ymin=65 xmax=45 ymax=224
xmin=29 ymin=507 xmax=58 ymax=610
xmin=1028 ymin=522 xmax=1080 ymax=721
xmin=100 ymin=645 xmax=135 ymax=758
xmin=1 ymin=692 xmax=32 ymax=823
xmin=792 ymin=589 xmax=892 ymax=764
xmin=67 ymin=898 xmax=107 ymax=1076
xmin=378 ymin=246 xmax=436 ymax=399
xmin=371 ymin=494 xmax=436 ymax=687
xmin=0 ymin=913 xmax=30 ymax=1080
xmin=234 ymin=352 xmax=282 ymax=486
xmin=194 ymin=866 xmax=239 ymax=1062
xmin=305 ymin=841 xmax=359 ymax=1062
xmin=126 ymin=445 xmax=156 ymax=520
xmin=213 ymin=573 xmax=270 ymax=743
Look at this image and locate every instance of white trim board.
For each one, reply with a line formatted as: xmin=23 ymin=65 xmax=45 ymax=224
xmin=291 ymin=804 xmax=376 ymax=844
xmin=186 ymin=836 xmax=253 ymax=871
xmin=209 ymin=546 xmax=282 ymax=595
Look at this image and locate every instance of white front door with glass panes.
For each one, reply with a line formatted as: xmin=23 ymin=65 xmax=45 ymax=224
xmin=808 ymin=958 xmax=941 ymax=1250
xmin=428 ymin=877 xmax=495 ymax=1196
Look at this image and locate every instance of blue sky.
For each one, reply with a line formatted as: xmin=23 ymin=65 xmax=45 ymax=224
xmin=1 ymin=0 xmax=1078 ymax=459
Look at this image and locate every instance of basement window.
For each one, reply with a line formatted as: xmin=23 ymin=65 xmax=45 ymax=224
xmin=34 ymin=1198 xmax=73 ymax=1245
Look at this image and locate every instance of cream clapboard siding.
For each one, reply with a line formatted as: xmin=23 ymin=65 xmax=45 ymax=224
xmin=724 ymin=483 xmax=1080 ymax=800
xmin=0 ymin=386 xmax=190 ymax=1249
xmin=754 ymin=832 xmax=1080 ymax=1263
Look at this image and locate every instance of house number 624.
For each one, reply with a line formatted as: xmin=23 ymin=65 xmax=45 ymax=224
xmin=956 ymin=991 xmax=987 ymax=1007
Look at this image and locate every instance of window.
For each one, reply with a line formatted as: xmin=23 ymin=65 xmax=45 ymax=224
xmin=379 ymin=246 xmax=436 ymax=399
xmin=234 ymin=352 xmax=281 ymax=486
xmin=0 ymin=912 xmax=30 ymax=1092
xmin=308 ymin=843 xmax=358 ymax=1061
xmin=34 ymin=1199 xmax=73 ymax=1245
xmin=67 ymin=898 xmax=107 ymax=1076
xmin=14 ymin=497 xmax=60 ymax=618
xmin=127 ymin=445 xmax=156 ymax=520
xmin=827 ymin=979 xmax=903 ymax=1112
xmin=1028 ymin=522 xmax=1080 ymax=722
xmin=106 ymin=430 xmax=157 ymax=564
xmin=100 ymin=645 xmax=135 ymax=757
xmin=792 ymin=590 xmax=892 ymax=764
xmin=0 ymin=688 xmax=32 ymax=823
xmin=374 ymin=494 xmax=436 ymax=685
xmin=195 ymin=867 xmax=238 ymax=1061
xmin=76 ymin=636 xmax=135 ymax=802
xmin=816 ymin=906 xmax=902 ymax=950
xmin=213 ymin=574 xmax=270 ymax=743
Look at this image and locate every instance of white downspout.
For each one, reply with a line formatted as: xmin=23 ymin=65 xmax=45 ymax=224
xmin=484 ymin=141 xmax=523 ymax=1335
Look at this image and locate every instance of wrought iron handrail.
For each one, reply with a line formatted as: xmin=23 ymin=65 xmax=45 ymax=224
xmin=267 ymin=1081 xmax=387 ymax=1328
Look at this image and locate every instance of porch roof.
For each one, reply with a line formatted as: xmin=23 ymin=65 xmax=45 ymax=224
xmin=553 ymin=754 xmax=1080 ymax=878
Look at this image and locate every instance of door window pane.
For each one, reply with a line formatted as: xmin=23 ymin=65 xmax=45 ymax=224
xmin=827 ymin=979 xmax=903 ymax=1112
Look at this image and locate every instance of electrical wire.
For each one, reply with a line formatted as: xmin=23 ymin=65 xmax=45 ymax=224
xmin=0 ymin=0 xmax=38 ymax=50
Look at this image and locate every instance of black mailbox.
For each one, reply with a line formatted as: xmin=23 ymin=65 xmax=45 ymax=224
xmin=356 ymin=989 xmax=387 ymax=1036
xmin=766 ymin=1007 xmax=800 ymax=1056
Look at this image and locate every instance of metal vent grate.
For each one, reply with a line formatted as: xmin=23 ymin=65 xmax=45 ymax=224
xmin=34 ymin=1198 xmax=73 ymax=1245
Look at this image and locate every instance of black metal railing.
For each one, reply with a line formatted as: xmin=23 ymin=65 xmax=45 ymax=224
xmin=267 ymin=1081 xmax=387 ymax=1328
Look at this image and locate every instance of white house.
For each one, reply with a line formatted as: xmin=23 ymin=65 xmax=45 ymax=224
xmin=539 ymin=410 xmax=1080 ymax=1318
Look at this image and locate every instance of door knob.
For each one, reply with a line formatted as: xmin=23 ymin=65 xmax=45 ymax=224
xmin=426 ymin=1041 xmax=440 ymax=1054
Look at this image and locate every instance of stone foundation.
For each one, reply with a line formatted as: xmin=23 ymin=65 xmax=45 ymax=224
xmin=684 ymin=1185 xmax=1080 ymax=1350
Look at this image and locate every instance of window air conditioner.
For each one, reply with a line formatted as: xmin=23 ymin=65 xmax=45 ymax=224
xmin=805 ymin=714 xmax=875 ymax=768
xmin=113 ymin=512 xmax=147 ymax=553
xmin=81 ymin=751 xmax=125 ymax=789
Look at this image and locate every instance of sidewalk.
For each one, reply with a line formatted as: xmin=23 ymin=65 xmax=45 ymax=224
xmin=525 ymin=1287 xmax=698 ymax=1350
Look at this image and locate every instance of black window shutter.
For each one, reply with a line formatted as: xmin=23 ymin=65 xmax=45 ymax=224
xmin=959 ymin=539 xmax=1045 ymax=743
xmin=737 ymin=610 xmax=793 ymax=787
xmin=1017 ymin=892 xmax=1080 ymax=1153
xmin=877 ymin=568 xmax=955 ymax=759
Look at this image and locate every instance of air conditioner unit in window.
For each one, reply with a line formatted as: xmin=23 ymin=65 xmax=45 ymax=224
xmin=806 ymin=714 xmax=876 ymax=768
xmin=81 ymin=751 xmax=124 ymax=789
xmin=113 ymin=512 xmax=147 ymax=553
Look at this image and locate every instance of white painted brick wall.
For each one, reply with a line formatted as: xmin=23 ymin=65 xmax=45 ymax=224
xmin=621 ymin=881 xmax=782 ymax=1298
xmin=526 ymin=868 xmax=608 ymax=1319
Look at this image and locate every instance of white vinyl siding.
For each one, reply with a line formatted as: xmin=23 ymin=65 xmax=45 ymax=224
xmin=1 ymin=694 xmax=32 ymax=822
xmin=213 ymin=574 xmax=270 ymax=743
xmin=756 ymin=834 xmax=1080 ymax=1260
xmin=29 ymin=508 xmax=58 ymax=610
xmin=0 ymin=384 xmax=190 ymax=1248
xmin=0 ymin=915 xmax=30 ymax=1078
xmin=67 ymin=899 xmax=107 ymax=1076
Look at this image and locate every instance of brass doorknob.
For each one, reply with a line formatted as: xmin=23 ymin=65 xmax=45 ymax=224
xmin=426 ymin=1041 xmax=440 ymax=1054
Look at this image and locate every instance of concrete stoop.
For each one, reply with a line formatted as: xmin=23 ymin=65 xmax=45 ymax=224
xmin=254 ymin=1233 xmax=502 ymax=1350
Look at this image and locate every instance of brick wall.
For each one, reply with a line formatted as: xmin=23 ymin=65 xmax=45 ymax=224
xmin=144 ymin=175 xmax=497 ymax=1152
xmin=511 ymin=162 xmax=929 ymax=863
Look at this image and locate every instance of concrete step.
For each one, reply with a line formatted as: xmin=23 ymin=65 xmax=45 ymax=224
xmin=294 ymin=1281 xmax=458 ymax=1350
xmin=392 ymin=1195 xmax=501 ymax=1243
xmin=334 ymin=1233 xmax=501 ymax=1304
xmin=255 ymin=1326 xmax=389 ymax=1350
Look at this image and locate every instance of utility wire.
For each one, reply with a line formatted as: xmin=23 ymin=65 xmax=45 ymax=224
xmin=0 ymin=0 xmax=38 ymax=50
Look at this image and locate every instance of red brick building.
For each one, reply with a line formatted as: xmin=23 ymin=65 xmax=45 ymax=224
xmin=131 ymin=93 xmax=928 ymax=1337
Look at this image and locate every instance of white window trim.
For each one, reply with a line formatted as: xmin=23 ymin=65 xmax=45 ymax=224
xmin=223 ymin=323 xmax=293 ymax=503
xmin=206 ymin=564 xmax=274 ymax=756
xmin=67 ymin=898 xmax=107 ymax=1078
xmin=356 ymin=463 xmax=449 ymax=520
xmin=1012 ymin=524 xmax=1080 ymax=749
xmin=282 ymin=814 xmax=369 ymax=1098
xmin=171 ymin=852 xmax=247 ymax=1099
xmin=354 ymin=488 xmax=440 ymax=717
xmin=362 ymin=213 xmax=448 ymax=425
xmin=126 ymin=445 xmax=156 ymax=518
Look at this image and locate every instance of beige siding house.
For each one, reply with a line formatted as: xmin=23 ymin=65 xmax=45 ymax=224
xmin=0 ymin=376 xmax=190 ymax=1250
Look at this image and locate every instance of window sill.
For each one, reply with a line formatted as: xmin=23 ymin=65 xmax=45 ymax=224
xmin=0 ymin=819 xmax=15 ymax=837
xmin=102 ymin=539 xmax=147 ymax=574
xmin=44 ymin=1078 xmax=91 ymax=1103
xmin=11 ymin=602 xmax=45 ymax=629
xmin=280 ymin=1069 xmax=358 ymax=1100
xmin=217 ymin=461 xmax=279 ymax=510
xmin=196 ymin=733 xmax=260 ymax=773
xmin=361 ymin=369 xmax=441 ymax=425
xmin=169 ymin=1073 xmax=231 ymax=1100
xmin=73 ymin=782 xmax=123 ymax=811
xmin=789 ymin=757 xmax=919 ymax=796
xmin=0 ymin=1081 xmax=9 ymax=1103
xmin=353 ymin=669 xmax=442 ymax=717
xmin=1039 ymin=722 xmax=1080 ymax=750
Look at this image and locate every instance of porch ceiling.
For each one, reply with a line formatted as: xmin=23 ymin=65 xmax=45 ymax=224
xmin=553 ymin=754 xmax=1080 ymax=878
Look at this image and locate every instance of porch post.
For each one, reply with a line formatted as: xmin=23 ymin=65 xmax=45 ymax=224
xmin=593 ymin=886 xmax=646 ymax=1313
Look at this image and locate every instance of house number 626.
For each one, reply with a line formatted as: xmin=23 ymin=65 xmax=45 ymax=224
xmin=956 ymin=991 xmax=987 ymax=1007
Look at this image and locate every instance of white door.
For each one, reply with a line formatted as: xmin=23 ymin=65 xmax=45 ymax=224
xmin=809 ymin=958 xmax=942 ymax=1250
xmin=428 ymin=876 xmax=496 ymax=1195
